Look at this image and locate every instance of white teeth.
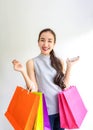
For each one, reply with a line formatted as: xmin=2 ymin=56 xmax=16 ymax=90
xmin=42 ymin=47 xmax=49 ymax=51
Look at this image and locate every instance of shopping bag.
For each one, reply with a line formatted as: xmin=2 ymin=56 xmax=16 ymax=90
xmin=43 ymin=94 xmax=51 ymax=130
xmin=33 ymin=93 xmax=51 ymax=130
xmin=33 ymin=92 xmax=44 ymax=130
xmin=5 ymin=86 xmax=40 ymax=130
xmin=58 ymin=86 xmax=87 ymax=129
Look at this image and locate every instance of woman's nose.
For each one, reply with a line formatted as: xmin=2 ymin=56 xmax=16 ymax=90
xmin=43 ymin=41 xmax=48 ymax=46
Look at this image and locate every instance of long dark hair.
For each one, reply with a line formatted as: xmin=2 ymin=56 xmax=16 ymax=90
xmin=38 ymin=28 xmax=66 ymax=89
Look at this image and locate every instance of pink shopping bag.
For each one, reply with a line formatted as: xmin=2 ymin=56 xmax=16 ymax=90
xmin=58 ymin=86 xmax=87 ymax=129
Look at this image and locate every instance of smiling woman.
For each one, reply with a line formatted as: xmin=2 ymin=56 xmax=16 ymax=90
xmin=38 ymin=28 xmax=56 ymax=55
xmin=12 ymin=28 xmax=79 ymax=130
xmin=1 ymin=0 xmax=93 ymax=129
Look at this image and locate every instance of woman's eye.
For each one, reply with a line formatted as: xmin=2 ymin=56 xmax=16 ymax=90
xmin=48 ymin=40 xmax=52 ymax=43
xmin=41 ymin=39 xmax=44 ymax=42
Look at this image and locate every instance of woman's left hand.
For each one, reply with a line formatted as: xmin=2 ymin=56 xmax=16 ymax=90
xmin=66 ymin=56 xmax=80 ymax=67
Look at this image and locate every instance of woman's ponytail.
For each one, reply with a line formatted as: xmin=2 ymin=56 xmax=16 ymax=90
xmin=50 ymin=50 xmax=66 ymax=89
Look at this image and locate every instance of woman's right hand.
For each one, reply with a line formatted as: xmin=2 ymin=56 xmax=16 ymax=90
xmin=12 ymin=59 xmax=24 ymax=72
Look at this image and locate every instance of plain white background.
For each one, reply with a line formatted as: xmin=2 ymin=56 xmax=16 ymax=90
xmin=0 ymin=0 xmax=93 ymax=129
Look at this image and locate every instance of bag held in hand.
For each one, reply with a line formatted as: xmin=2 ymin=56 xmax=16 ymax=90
xmin=33 ymin=92 xmax=51 ymax=130
xmin=58 ymin=86 xmax=87 ymax=129
xmin=5 ymin=86 xmax=40 ymax=130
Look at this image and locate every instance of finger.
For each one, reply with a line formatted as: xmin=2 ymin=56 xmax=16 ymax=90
xmin=12 ymin=60 xmax=18 ymax=64
xmin=12 ymin=60 xmax=15 ymax=64
xmin=66 ymin=58 xmax=70 ymax=62
xmin=69 ymin=56 xmax=80 ymax=62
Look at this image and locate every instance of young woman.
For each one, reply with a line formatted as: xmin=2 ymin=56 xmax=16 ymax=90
xmin=12 ymin=28 xmax=79 ymax=130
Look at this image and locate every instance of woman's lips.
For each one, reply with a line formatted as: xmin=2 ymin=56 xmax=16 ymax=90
xmin=42 ymin=47 xmax=50 ymax=51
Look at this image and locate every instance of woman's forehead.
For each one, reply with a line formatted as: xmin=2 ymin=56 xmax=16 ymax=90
xmin=40 ymin=31 xmax=54 ymax=39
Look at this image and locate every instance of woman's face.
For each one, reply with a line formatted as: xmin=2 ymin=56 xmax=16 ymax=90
xmin=38 ymin=31 xmax=55 ymax=55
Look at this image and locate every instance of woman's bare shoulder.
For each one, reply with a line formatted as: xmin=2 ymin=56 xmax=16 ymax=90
xmin=26 ymin=59 xmax=33 ymax=64
xmin=26 ymin=59 xmax=34 ymax=69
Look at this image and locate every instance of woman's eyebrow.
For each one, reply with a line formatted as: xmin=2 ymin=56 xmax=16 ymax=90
xmin=48 ymin=38 xmax=53 ymax=40
xmin=40 ymin=37 xmax=45 ymax=40
xmin=40 ymin=37 xmax=53 ymax=40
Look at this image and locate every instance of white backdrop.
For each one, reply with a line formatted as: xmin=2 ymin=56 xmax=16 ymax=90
xmin=0 ymin=0 xmax=93 ymax=129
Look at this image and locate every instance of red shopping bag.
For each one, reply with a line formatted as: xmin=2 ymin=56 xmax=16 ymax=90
xmin=58 ymin=86 xmax=87 ymax=129
xmin=5 ymin=86 xmax=40 ymax=130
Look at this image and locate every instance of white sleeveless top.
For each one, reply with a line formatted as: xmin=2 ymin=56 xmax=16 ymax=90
xmin=33 ymin=53 xmax=62 ymax=115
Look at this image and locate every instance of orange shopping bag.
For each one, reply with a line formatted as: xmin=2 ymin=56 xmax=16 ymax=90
xmin=5 ymin=86 xmax=40 ymax=130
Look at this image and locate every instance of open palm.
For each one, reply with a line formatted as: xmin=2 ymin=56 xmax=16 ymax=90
xmin=66 ymin=56 xmax=80 ymax=67
xmin=12 ymin=60 xmax=24 ymax=72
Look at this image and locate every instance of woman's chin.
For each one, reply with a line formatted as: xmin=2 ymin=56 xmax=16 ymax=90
xmin=41 ymin=51 xmax=50 ymax=55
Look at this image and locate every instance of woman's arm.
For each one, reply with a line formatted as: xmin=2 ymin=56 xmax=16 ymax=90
xmin=61 ymin=56 xmax=79 ymax=88
xmin=26 ymin=59 xmax=38 ymax=91
xmin=12 ymin=59 xmax=38 ymax=91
